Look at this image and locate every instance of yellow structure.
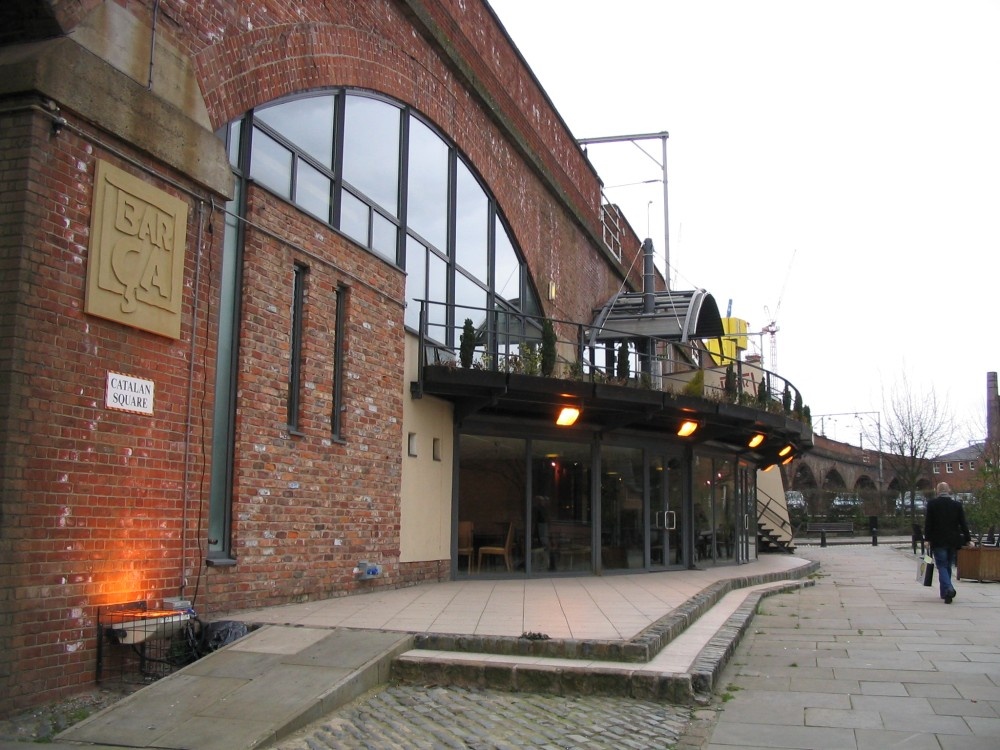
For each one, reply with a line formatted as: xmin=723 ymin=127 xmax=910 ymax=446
xmin=706 ymin=317 xmax=749 ymax=365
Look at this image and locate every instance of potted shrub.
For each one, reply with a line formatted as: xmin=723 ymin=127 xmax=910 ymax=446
xmin=541 ymin=318 xmax=557 ymax=377
xmin=459 ymin=318 xmax=476 ymax=368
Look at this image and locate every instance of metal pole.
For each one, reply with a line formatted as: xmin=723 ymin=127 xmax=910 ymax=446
xmin=661 ymin=133 xmax=670 ymax=291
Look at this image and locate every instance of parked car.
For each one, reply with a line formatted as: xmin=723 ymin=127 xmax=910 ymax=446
xmin=828 ymin=495 xmax=863 ymax=520
xmin=785 ymin=491 xmax=805 ymax=510
xmin=895 ymin=492 xmax=926 ymax=513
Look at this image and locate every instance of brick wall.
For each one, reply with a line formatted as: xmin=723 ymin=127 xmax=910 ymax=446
xmin=0 ymin=107 xmax=217 ymax=712
xmin=1 ymin=0 xmax=648 ymax=712
xmin=201 ymin=186 xmax=407 ymax=613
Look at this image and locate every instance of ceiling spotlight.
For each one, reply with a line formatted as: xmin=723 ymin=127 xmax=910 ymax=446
xmin=778 ymin=444 xmax=793 ymax=457
xmin=677 ymin=420 xmax=699 ymax=437
xmin=556 ymin=406 xmax=581 ymax=426
xmin=748 ymin=433 xmax=765 ymax=449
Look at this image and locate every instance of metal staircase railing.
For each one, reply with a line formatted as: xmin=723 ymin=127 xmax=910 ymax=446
xmin=757 ymin=486 xmax=796 ymax=553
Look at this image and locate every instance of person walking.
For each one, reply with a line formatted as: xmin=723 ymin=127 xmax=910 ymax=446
xmin=923 ymin=482 xmax=971 ymax=604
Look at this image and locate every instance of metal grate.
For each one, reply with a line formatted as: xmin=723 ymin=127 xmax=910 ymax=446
xmin=97 ymin=602 xmax=197 ymax=685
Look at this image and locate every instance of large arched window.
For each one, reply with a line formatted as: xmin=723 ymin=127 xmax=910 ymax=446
xmin=209 ymin=89 xmax=542 ymax=560
xmin=233 ymin=89 xmax=540 ymax=341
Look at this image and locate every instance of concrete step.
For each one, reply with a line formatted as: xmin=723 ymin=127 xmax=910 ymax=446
xmin=392 ymin=577 xmax=814 ymax=704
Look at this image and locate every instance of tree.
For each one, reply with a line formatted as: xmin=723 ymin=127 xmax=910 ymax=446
xmin=756 ymin=377 xmax=768 ymax=406
xmin=683 ymin=368 xmax=704 ymax=397
xmin=459 ymin=318 xmax=476 ymax=368
xmin=724 ymin=364 xmax=737 ymax=401
xmin=967 ymin=437 xmax=1000 ymax=544
xmin=879 ymin=374 xmax=955 ymax=523
xmin=616 ymin=342 xmax=630 ymax=381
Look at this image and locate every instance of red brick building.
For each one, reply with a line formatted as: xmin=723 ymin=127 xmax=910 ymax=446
xmin=0 ymin=0 xmax=811 ymax=712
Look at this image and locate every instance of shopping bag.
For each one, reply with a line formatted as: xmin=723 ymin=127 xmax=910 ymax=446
xmin=919 ymin=554 xmax=934 ymax=587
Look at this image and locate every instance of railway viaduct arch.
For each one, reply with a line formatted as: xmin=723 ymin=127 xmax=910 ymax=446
xmin=785 ymin=434 xmax=933 ymax=518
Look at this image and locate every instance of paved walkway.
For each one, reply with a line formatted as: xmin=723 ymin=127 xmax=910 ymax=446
xmin=39 ymin=555 xmax=810 ymax=750
xmin=218 ymin=554 xmax=809 ymax=641
xmin=14 ymin=542 xmax=997 ymax=750
xmin=708 ymin=544 xmax=1000 ymax=749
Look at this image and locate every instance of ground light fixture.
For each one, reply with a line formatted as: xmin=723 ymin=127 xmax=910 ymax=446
xmin=556 ymin=406 xmax=581 ymax=426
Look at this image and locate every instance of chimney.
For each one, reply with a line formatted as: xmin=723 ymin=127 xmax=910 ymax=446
xmin=988 ymin=372 xmax=999 ymax=447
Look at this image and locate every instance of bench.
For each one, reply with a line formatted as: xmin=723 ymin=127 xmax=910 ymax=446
xmin=806 ymin=522 xmax=854 ymax=536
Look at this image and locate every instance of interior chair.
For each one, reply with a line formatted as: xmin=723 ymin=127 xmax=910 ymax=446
xmin=477 ymin=522 xmax=514 ymax=572
xmin=456 ymin=521 xmax=474 ymax=574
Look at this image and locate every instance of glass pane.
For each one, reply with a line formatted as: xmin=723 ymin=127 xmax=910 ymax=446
xmin=521 ymin=282 xmax=542 ymax=318
xmin=494 ymin=304 xmax=523 ymax=370
xmin=600 ymin=445 xmax=644 ymax=571
xmin=455 ymin=271 xmax=487 ymax=334
xmin=427 ymin=251 xmax=448 ymax=344
xmin=226 ymin=119 xmax=242 ymax=167
xmin=531 ymin=439 xmax=592 ymax=573
xmin=715 ymin=459 xmax=736 ymax=563
xmin=407 ymin=117 xmax=449 ymax=251
xmin=459 ymin=435 xmax=527 ymax=576
xmin=494 ymin=218 xmax=520 ymax=303
xmin=256 ymin=95 xmax=335 ymax=169
xmin=340 ymin=190 xmax=369 ymax=246
xmin=296 ymin=160 xmax=332 ymax=222
xmin=372 ymin=211 xmax=398 ymax=263
xmin=404 ymin=236 xmax=426 ymax=331
xmin=342 ymin=95 xmax=401 ymax=217
xmin=454 ymin=160 xmax=488 ymax=282
xmin=693 ymin=454 xmax=714 ymax=564
xmin=249 ymin=127 xmax=292 ymax=199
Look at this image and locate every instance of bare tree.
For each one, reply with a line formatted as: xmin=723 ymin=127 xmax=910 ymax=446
xmin=967 ymin=427 xmax=1000 ymax=544
xmin=878 ymin=374 xmax=955 ymax=523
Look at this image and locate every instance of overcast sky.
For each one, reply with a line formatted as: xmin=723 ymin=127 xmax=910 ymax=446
xmin=489 ymin=0 xmax=998 ymax=451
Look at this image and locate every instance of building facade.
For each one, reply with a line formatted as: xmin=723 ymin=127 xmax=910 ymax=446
xmin=0 ymin=0 xmax=811 ymax=712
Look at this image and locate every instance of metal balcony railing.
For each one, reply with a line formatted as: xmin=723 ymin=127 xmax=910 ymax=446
xmin=412 ymin=299 xmax=807 ymax=420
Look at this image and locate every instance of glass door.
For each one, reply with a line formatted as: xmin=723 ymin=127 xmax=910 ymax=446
xmin=649 ymin=453 xmax=683 ymax=569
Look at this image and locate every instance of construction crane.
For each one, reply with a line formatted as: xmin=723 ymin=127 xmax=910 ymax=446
xmin=761 ymin=315 xmax=779 ymax=371
xmin=760 ymin=250 xmax=796 ymax=372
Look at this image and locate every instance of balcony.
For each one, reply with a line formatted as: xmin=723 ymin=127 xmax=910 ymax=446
xmin=410 ymin=299 xmax=813 ymax=468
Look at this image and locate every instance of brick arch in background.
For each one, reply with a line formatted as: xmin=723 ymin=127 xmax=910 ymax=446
xmin=788 ymin=433 xmax=927 ymax=516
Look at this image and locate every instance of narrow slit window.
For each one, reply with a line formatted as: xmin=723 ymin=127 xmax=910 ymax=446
xmin=331 ymin=284 xmax=347 ymax=440
xmin=288 ymin=264 xmax=308 ymax=432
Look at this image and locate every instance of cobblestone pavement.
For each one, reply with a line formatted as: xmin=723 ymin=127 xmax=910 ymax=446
xmin=272 ymin=684 xmax=709 ymax=750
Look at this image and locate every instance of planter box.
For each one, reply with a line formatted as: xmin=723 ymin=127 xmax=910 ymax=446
xmin=957 ymin=546 xmax=1000 ymax=582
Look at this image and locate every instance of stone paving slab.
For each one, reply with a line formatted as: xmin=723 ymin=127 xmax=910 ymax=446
xmin=56 ymin=628 xmax=413 ymax=750
xmin=707 ymin=544 xmax=1000 ymax=749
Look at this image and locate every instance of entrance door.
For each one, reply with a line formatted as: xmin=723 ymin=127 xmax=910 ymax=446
xmin=649 ymin=453 xmax=683 ymax=569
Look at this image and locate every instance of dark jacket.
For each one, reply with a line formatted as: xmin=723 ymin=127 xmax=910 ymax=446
xmin=923 ymin=493 xmax=972 ymax=550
